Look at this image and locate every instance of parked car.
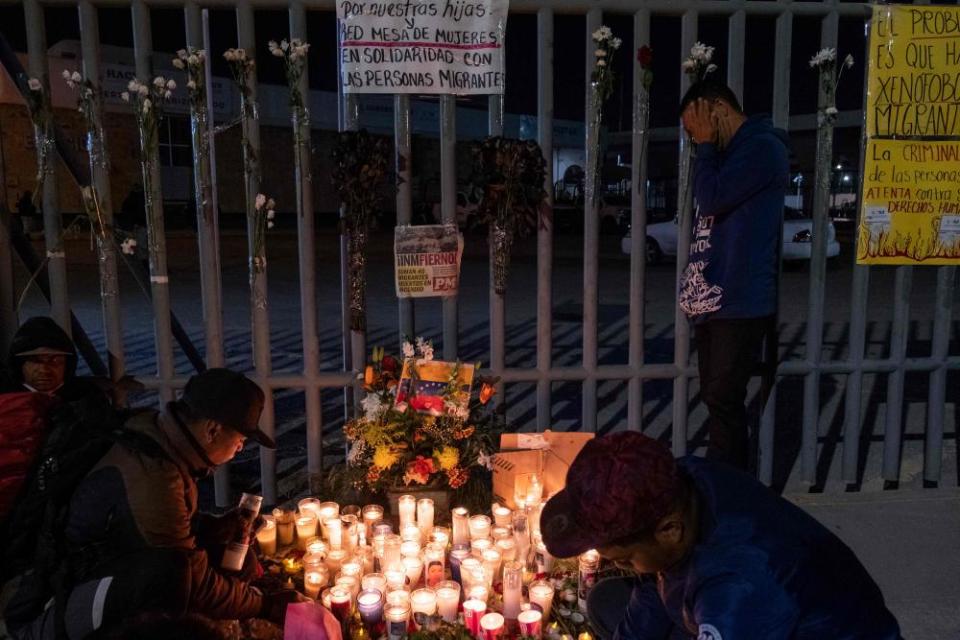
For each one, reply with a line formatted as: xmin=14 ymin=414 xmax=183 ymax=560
xmin=620 ymin=208 xmax=841 ymax=264
xmin=430 ymin=189 xmax=481 ymax=228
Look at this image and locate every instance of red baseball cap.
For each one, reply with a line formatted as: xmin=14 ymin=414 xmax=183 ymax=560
xmin=540 ymin=432 xmax=681 ymax=558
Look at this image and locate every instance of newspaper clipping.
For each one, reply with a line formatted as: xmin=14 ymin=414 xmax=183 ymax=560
xmin=395 ymin=225 xmax=463 ymax=298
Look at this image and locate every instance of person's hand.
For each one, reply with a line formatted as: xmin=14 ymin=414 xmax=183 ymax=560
xmin=261 ymin=589 xmax=310 ymax=625
xmin=682 ymin=98 xmax=718 ymax=145
xmin=198 ymin=509 xmax=255 ymax=546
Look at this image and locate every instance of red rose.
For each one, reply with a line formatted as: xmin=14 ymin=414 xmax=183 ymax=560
xmin=381 ymin=355 xmax=399 ymax=373
xmin=637 ymin=45 xmax=653 ymax=69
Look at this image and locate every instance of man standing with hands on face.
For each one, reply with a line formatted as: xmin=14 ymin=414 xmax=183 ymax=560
xmin=678 ymin=80 xmax=789 ymax=469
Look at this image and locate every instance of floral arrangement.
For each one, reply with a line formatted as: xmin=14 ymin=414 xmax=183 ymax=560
xmin=472 ymin=137 xmax=548 ymax=294
xmin=339 ymin=338 xmax=502 ymax=507
xmin=23 ymin=76 xmax=52 ymax=207
xmin=682 ymin=41 xmax=717 ymax=83
xmin=249 ymin=193 xmax=276 ymax=273
xmin=174 ymin=47 xmax=206 ymax=107
xmin=63 ymin=69 xmax=113 ymax=177
xmin=224 ymin=47 xmax=259 ymax=178
xmin=269 ymin=38 xmax=311 ymax=111
xmin=331 ymin=129 xmax=389 ymax=332
xmin=809 ymin=48 xmax=854 ymax=127
xmin=591 ymin=26 xmax=621 ymax=110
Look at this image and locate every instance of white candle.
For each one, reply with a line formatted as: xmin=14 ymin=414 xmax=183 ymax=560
xmin=255 ymin=516 xmax=277 ymax=556
xmin=304 ymin=570 xmax=324 ymax=599
xmin=385 ymin=603 xmax=411 ymax=640
xmin=402 ymin=555 xmax=424 ymax=587
xmin=362 ymin=573 xmax=387 ymax=595
xmin=501 ymin=561 xmax=522 ymax=622
xmin=451 ymin=507 xmax=470 ymax=546
xmin=460 ymin=558 xmax=482 ymax=590
xmin=298 ymin=498 xmax=322 ymax=519
xmin=357 ymin=588 xmax=384 ymax=627
xmin=401 ymin=540 xmax=422 ymax=558
xmin=430 ymin=527 xmax=450 ymax=548
xmin=325 ymin=517 xmax=343 ymax=549
xmin=385 ymin=564 xmax=407 ymax=592
xmin=528 ymin=580 xmax=555 ymax=622
xmin=471 ymin=538 xmax=493 ymax=557
xmin=336 ymin=574 xmax=360 ymax=600
xmin=534 ymin=539 xmax=555 ymax=575
xmin=318 ymin=502 xmax=340 ymax=540
xmin=468 ymin=515 xmax=491 ymax=541
xmin=424 ymin=543 xmax=446 ymax=588
xmin=410 ymin=588 xmax=437 ymax=618
xmin=435 ymin=581 xmax=461 ymax=623
xmin=417 ymin=498 xmax=434 ymax=539
xmin=326 ymin=548 xmax=347 ymax=575
xmin=341 ymin=514 xmax=359 ymax=553
xmin=492 ymin=505 xmax=512 ymax=527
xmin=491 ymin=526 xmax=512 ymax=541
xmin=341 ymin=559 xmax=363 ymax=578
xmin=386 ymin=589 xmax=411 ymax=608
xmin=480 ymin=612 xmax=505 ymax=640
xmin=466 ymin=584 xmax=489 ymax=603
xmin=383 ymin=534 xmax=402 ymax=571
xmin=303 ymin=552 xmax=327 ymax=573
xmin=358 ymin=544 xmax=376 ymax=575
xmin=296 ymin=513 xmax=318 ymax=549
xmin=481 ymin=548 xmax=502 ymax=582
xmin=401 ymin=524 xmax=422 ymax=544
xmin=306 ymin=538 xmax=328 ymax=557
xmin=398 ymin=495 xmax=416 ymax=528
xmin=463 ymin=599 xmax=487 ymax=636
xmin=518 ymin=609 xmax=543 ymax=639
xmin=362 ymin=505 xmax=384 ymax=543
xmin=495 ymin=538 xmax=517 ymax=563
xmin=273 ymin=508 xmax=295 ymax=546
xmin=526 ymin=475 xmax=543 ymax=505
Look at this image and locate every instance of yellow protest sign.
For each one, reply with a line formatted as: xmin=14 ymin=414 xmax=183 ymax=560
xmin=858 ymin=5 xmax=960 ymax=265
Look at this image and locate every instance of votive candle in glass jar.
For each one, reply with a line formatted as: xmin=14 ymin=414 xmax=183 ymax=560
xmin=534 ymin=538 xmax=555 ymax=575
xmin=479 ymin=612 xmax=505 ymax=640
xmin=296 ymin=513 xmax=318 ymax=549
xmin=463 ymin=599 xmax=487 ymax=636
xmin=325 ymin=516 xmax=343 ymax=549
xmin=362 ymin=505 xmax=384 ymax=543
xmin=471 ymin=538 xmax=493 ymax=557
xmin=255 ymin=516 xmax=277 ymax=556
xmin=385 ymin=563 xmax=407 ymax=592
xmin=397 ymin=495 xmax=416 ymax=529
xmin=306 ymin=538 xmax=328 ymax=557
xmin=410 ymin=588 xmax=437 ymax=627
xmin=357 ymin=588 xmax=384 ymax=628
xmin=383 ymin=534 xmax=402 ymax=571
xmin=491 ymin=526 xmax=512 ymax=542
xmin=518 ymin=609 xmax=543 ymax=639
xmin=501 ymin=561 xmax=522 ymax=623
xmin=325 ymin=548 xmax=348 ymax=575
xmin=303 ymin=552 xmax=327 ymax=574
xmin=401 ymin=524 xmax=422 ymax=544
xmin=495 ymin=537 xmax=517 ymax=563
xmin=528 ymin=579 xmax=555 ymax=622
xmin=423 ymin=543 xmax=446 ymax=588
xmin=298 ymin=498 xmax=322 ymax=520
xmin=329 ymin=585 xmax=353 ymax=622
xmin=386 ymin=589 xmax=411 ymax=608
xmin=336 ymin=574 xmax=360 ymax=600
xmin=318 ymin=501 xmax=340 ymax=539
xmin=492 ymin=505 xmax=512 ymax=528
xmin=341 ymin=514 xmax=359 ymax=553
xmin=449 ymin=545 xmax=471 ymax=585
xmin=340 ymin=558 xmax=363 ymax=579
xmin=402 ymin=555 xmax=424 ymax=588
xmin=400 ymin=540 xmax=421 ymax=559
xmin=466 ymin=583 xmax=489 ymax=604
xmin=460 ymin=557 xmax=482 ymax=590
xmin=434 ymin=580 xmax=461 ymax=623
xmin=385 ymin=602 xmax=411 ymax=640
xmin=430 ymin=527 xmax=450 ymax=549
xmin=468 ymin=515 xmax=491 ymax=541
xmin=272 ymin=507 xmax=295 ymax=546
xmin=362 ymin=572 xmax=387 ymax=595
xmin=451 ymin=507 xmax=470 ymax=546
xmin=416 ymin=498 xmax=434 ymax=539
xmin=481 ymin=548 xmax=502 ymax=583
xmin=304 ymin=570 xmax=325 ymax=599
xmin=577 ymin=549 xmax=600 ymax=613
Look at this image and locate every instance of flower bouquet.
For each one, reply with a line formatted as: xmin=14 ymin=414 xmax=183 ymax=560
xmin=336 ymin=338 xmax=504 ymax=513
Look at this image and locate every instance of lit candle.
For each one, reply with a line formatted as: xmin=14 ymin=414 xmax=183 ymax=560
xmin=282 ymin=556 xmax=302 ymax=575
xmin=435 ymin=581 xmax=461 ymax=623
xmin=423 ymin=543 xmax=446 ymax=588
xmin=451 ymin=507 xmax=470 ymax=546
xmin=362 ymin=505 xmax=384 ymax=543
xmin=326 ymin=548 xmax=348 ymax=575
xmin=385 ymin=602 xmax=411 ymax=640
xmin=468 ymin=515 xmax=491 ymax=541
xmin=325 ymin=517 xmax=343 ymax=549
xmin=416 ymin=498 xmax=434 ymax=539
xmin=304 ymin=570 xmax=325 ymax=599
xmin=357 ymin=588 xmax=384 ymax=627
xmin=341 ymin=559 xmax=363 ymax=578
xmin=296 ymin=513 xmax=318 ymax=549
xmin=402 ymin=555 xmax=423 ymax=587
xmin=341 ymin=514 xmax=360 ymax=553
xmin=401 ymin=540 xmax=422 ymax=558
xmin=373 ymin=522 xmax=394 ymax=538
xmin=466 ymin=584 xmax=489 ymax=604
xmin=463 ymin=598 xmax=487 ymax=636
xmin=529 ymin=501 xmax=544 ymax=538
xmin=526 ymin=474 xmax=543 ymax=506
xmin=401 ymin=524 xmax=422 ymax=544
xmin=329 ymin=585 xmax=353 ymax=623
xmin=460 ymin=558 xmax=482 ymax=590
xmin=481 ymin=548 xmax=502 ymax=583
xmin=336 ymin=574 xmax=361 ymax=600
xmin=273 ymin=508 xmax=295 ymax=546
xmin=471 ymin=538 xmax=493 ymax=557
xmin=321 ymin=588 xmax=333 ymax=610
xmin=383 ymin=534 xmax=402 ymax=571
xmin=362 ymin=573 xmax=387 ymax=595
xmin=255 ymin=516 xmax=277 ymax=556
xmin=410 ymin=588 xmax=437 ymax=627
xmin=397 ymin=495 xmax=416 ymax=528
xmin=577 ymin=550 xmax=600 ymax=613
xmin=386 ymin=590 xmax=411 ymax=608
xmin=491 ymin=526 xmax=512 ymax=541
xmin=480 ymin=612 xmax=505 ymax=640
xmin=318 ymin=501 xmax=340 ymax=540
xmin=501 ymin=561 xmax=523 ymax=623
xmin=385 ymin=563 xmax=407 ymax=592
xmin=298 ymin=498 xmax=322 ymax=519
xmin=513 ymin=511 xmax=530 ymax=564
xmin=430 ymin=527 xmax=450 ymax=548
xmin=303 ymin=552 xmax=327 ymax=574
xmin=449 ymin=545 xmax=471 ymax=585
xmin=495 ymin=538 xmax=516 ymax=562
xmin=534 ymin=539 xmax=555 ymax=575
xmin=529 ymin=580 xmax=555 ymax=622
xmin=358 ymin=545 xmax=376 ymax=574
xmin=492 ymin=505 xmax=512 ymax=527
xmin=306 ymin=538 xmax=329 ymax=557
xmin=518 ymin=609 xmax=543 ymax=639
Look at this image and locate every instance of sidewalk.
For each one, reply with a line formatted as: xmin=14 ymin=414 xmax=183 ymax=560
xmin=790 ymin=488 xmax=960 ymax=639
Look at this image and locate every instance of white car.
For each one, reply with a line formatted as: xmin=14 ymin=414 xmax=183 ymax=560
xmin=621 ymin=208 xmax=841 ymax=264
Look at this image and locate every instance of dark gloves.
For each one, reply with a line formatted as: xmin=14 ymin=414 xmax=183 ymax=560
xmin=260 ymin=589 xmax=310 ymax=625
xmin=197 ymin=508 xmax=260 ymax=547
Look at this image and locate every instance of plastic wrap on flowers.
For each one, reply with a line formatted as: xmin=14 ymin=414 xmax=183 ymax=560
xmin=348 ymin=226 xmax=368 ymax=332
xmin=492 ymin=224 xmax=513 ymax=295
xmin=586 ymin=82 xmax=603 ymax=208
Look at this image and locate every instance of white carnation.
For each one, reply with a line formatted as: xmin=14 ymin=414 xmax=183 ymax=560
xmin=121 ymin=91 xmax=130 ymax=102
xmin=610 ymin=37 xmax=622 ymax=50
xmin=61 ymin=69 xmax=71 ymax=80
xmin=166 ymin=79 xmax=176 ymax=90
xmin=28 ymin=78 xmax=42 ymax=92
xmin=172 ymin=58 xmax=185 ymax=70
xmin=255 ymin=193 xmax=267 ymax=209
xmin=402 ymin=341 xmax=415 ymax=358
xmin=153 ymin=76 xmax=165 ymax=88
xmin=71 ymin=71 xmax=82 ymax=83
xmin=187 ymin=80 xmax=197 ymax=90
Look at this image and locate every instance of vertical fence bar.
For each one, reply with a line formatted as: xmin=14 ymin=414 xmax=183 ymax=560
xmin=235 ymin=2 xmax=276 ymax=504
xmin=882 ymin=267 xmax=912 ymax=483
xmin=800 ymin=9 xmax=837 ymax=484
xmin=79 ymin=0 xmax=127 ymax=406
xmin=289 ymin=2 xmax=324 ymax=490
xmin=726 ymin=6 xmax=745 ymax=103
xmin=672 ymin=10 xmax=697 ymax=457
xmin=0 ymin=134 xmax=15 ymax=354
xmin=440 ymin=95 xmax=458 ymax=361
xmin=395 ymin=94 xmax=414 ymax=343
xmin=627 ymin=9 xmax=651 ymax=431
xmin=132 ymin=0 xmax=176 ymax=404
xmin=186 ymin=2 xmax=229 ymax=505
xmin=581 ymin=8 xmax=601 ymax=432
xmin=925 ymin=266 xmax=955 ymax=484
xmin=772 ymin=6 xmax=793 ymax=130
xmin=536 ymin=7 xmax=553 ymax=431
xmin=489 ymin=89 xmax=505 ymax=402
xmin=24 ymin=0 xmax=70 ymax=334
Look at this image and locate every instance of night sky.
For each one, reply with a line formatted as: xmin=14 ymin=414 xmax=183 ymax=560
xmin=0 ymin=4 xmax=875 ymax=129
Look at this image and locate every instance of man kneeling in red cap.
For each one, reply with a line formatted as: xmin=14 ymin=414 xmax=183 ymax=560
xmin=540 ymin=432 xmax=902 ymax=640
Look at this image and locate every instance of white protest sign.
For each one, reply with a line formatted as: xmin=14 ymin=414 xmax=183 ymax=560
xmin=395 ymin=225 xmax=464 ymax=297
xmin=337 ymin=0 xmax=508 ymax=95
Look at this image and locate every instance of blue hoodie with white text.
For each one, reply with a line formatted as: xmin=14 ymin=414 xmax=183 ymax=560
xmin=679 ymin=115 xmax=789 ymax=323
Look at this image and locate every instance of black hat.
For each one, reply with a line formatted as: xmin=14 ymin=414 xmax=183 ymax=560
xmin=181 ymin=368 xmax=275 ymax=449
xmin=8 ymin=317 xmax=78 ymax=382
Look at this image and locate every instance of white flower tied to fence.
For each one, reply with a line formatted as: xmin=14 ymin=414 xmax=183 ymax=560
xmin=586 ymin=25 xmax=620 ymax=207
xmin=24 ymin=76 xmax=52 ymax=208
xmin=251 ymin=193 xmax=276 ymax=274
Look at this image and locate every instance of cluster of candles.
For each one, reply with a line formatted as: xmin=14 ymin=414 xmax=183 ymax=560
xmin=250 ymin=474 xmax=598 ymax=640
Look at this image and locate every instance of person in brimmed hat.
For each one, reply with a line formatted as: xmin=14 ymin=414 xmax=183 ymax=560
xmin=5 ymin=368 xmax=301 ymax=640
xmin=540 ymin=432 xmax=902 ymax=640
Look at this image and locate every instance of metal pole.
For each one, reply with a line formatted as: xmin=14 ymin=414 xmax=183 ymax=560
xmin=185 ymin=1 xmax=228 ymax=506
xmin=440 ymin=95 xmax=458 ymax=361
xmin=132 ymin=0 xmax=177 ymax=404
xmin=0 ymin=126 xmax=15 ymax=354
xmin=236 ymin=2 xmax=276 ymax=504
xmin=672 ymin=10 xmax=697 ymax=457
xmin=772 ymin=5 xmax=793 ymax=130
xmin=489 ymin=86 xmax=505 ymax=403
xmin=726 ymin=8 xmax=745 ymax=103
xmin=79 ymin=0 xmax=127 ymax=406
xmin=627 ymin=9 xmax=651 ymax=431
xmin=925 ymin=266 xmax=956 ymax=484
xmin=289 ymin=2 xmax=325 ymax=493
xmin=24 ymin=0 xmax=70 ymax=335
xmin=536 ymin=7 xmax=554 ymax=431
xmin=395 ymin=94 xmax=415 ymax=343
xmin=581 ymin=7 xmax=601 ymax=432
xmin=882 ymin=266 xmax=912 ymax=483
xmin=800 ymin=9 xmax=837 ymax=484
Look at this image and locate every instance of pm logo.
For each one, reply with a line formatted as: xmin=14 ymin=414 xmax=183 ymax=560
xmin=698 ymin=624 xmax=723 ymax=640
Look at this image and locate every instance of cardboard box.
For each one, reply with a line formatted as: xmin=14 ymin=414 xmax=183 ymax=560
xmin=492 ymin=431 xmax=594 ymax=509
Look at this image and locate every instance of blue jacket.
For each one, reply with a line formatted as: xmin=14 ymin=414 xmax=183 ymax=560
xmin=679 ymin=116 xmax=788 ymax=323
xmin=615 ymin=458 xmax=902 ymax=640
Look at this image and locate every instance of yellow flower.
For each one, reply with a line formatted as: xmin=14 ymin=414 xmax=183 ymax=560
xmin=434 ymin=446 xmax=460 ymax=471
xmin=373 ymin=446 xmax=400 ymax=469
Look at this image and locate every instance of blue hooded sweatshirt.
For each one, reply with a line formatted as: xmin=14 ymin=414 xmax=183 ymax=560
xmin=614 ymin=457 xmax=902 ymax=640
xmin=679 ymin=115 xmax=789 ymax=323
